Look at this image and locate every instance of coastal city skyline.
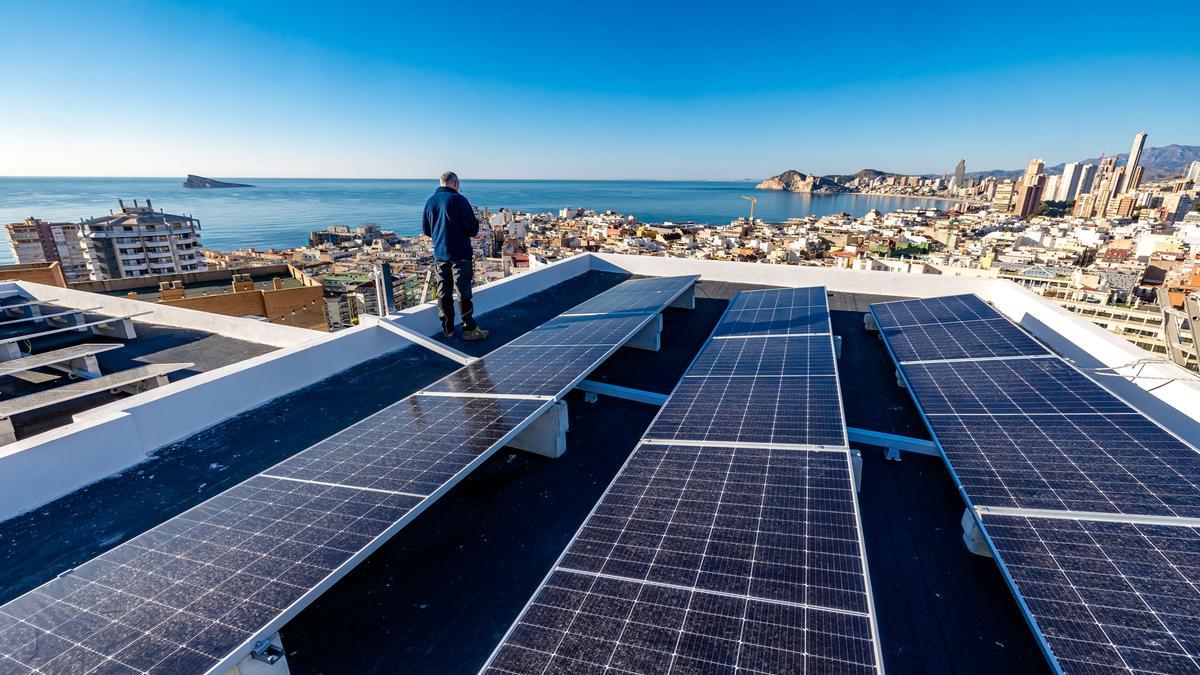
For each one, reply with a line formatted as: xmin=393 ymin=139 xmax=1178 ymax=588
xmin=4 ymin=1 xmax=1199 ymax=179
xmin=3 ymin=5 xmax=1200 ymax=674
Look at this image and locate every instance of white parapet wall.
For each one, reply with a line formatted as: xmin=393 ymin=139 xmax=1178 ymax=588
xmin=0 ymin=258 xmax=595 ymax=522
xmin=588 ymin=253 xmax=1200 ymax=447
xmin=373 ymin=253 xmax=594 ymax=334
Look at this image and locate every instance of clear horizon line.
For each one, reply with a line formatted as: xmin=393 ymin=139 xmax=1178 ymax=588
xmin=0 ymin=174 xmax=766 ymax=183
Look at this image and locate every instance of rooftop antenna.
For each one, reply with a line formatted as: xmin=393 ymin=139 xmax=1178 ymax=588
xmin=741 ymin=195 xmax=757 ymax=224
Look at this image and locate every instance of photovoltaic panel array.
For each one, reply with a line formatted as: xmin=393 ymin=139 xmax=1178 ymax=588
xmin=424 ymin=276 xmax=698 ymax=399
xmin=484 ymin=287 xmax=882 ymax=674
xmin=870 ymin=293 xmax=1200 ymax=675
xmin=0 ymin=275 xmax=698 ymax=675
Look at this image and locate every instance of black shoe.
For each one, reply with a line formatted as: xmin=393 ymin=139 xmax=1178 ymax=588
xmin=462 ymin=326 xmax=489 ymax=341
xmin=441 ymin=324 xmax=454 ymax=339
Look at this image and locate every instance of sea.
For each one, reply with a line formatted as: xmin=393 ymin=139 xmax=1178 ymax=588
xmin=0 ymin=177 xmax=953 ymax=263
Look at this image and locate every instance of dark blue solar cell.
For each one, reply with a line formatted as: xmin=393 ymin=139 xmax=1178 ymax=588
xmin=483 ymin=569 xmax=877 ymax=675
xmin=929 ymin=413 xmax=1200 ymax=517
xmin=984 ymin=515 xmax=1200 ymax=675
xmin=423 ymin=344 xmax=611 ymax=397
xmin=870 ymin=294 xmax=995 ymax=328
xmin=266 ymin=395 xmax=546 ymax=494
xmin=903 ymin=358 xmax=1132 ymax=415
xmin=716 ymin=287 xmax=830 ymax=337
xmin=562 ymin=275 xmax=695 ymax=315
xmin=729 ymin=287 xmax=827 ymax=312
xmin=687 ymin=334 xmax=836 ymax=377
xmin=557 ymin=444 xmax=867 ymax=612
xmin=881 ymin=319 xmax=1049 ymax=363
xmin=646 ymin=376 xmax=846 ymax=447
xmin=716 ymin=304 xmax=831 ymax=337
xmin=509 ymin=313 xmax=650 ymax=347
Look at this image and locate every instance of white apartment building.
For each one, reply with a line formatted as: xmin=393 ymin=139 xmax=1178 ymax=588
xmin=79 ymin=199 xmax=207 ymax=280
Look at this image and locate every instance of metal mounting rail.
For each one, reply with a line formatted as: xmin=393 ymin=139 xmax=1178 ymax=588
xmin=371 ymin=316 xmax=478 ymax=366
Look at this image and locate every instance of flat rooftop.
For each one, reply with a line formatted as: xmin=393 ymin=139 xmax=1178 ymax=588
xmin=0 ymin=270 xmax=1050 ymax=673
xmin=0 ymin=300 xmax=277 ymax=441
xmin=101 ymin=274 xmax=307 ymax=303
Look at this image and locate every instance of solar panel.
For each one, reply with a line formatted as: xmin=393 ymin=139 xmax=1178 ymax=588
xmin=715 ymin=304 xmax=832 ymax=338
xmin=556 ymin=444 xmax=869 ymax=612
xmin=422 ymin=346 xmax=611 ymax=399
xmin=686 ymin=334 xmax=836 ymax=378
xmin=484 ymin=569 xmax=877 ymax=675
xmin=880 ymin=318 xmax=1050 ymax=363
xmin=903 ymin=357 xmax=1135 ymax=416
xmin=0 ymin=475 xmax=420 ymax=674
xmin=982 ymin=514 xmax=1200 ymax=675
xmin=871 ymin=293 xmax=995 ymax=328
xmin=561 ymin=276 xmax=697 ymax=316
xmin=508 ymin=313 xmax=651 ymax=348
xmin=731 ymin=287 xmax=827 ymax=311
xmin=645 ymin=375 xmax=846 ymax=447
xmin=714 ymin=286 xmax=831 ymax=338
xmin=264 ymin=395 xmax=547 ymax=495
xmin=927 ymin=413 xmax=1200 ymax=517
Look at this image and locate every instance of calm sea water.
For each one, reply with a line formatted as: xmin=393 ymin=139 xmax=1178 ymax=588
xmin=0 ymin=177 xmax=950 ymax=263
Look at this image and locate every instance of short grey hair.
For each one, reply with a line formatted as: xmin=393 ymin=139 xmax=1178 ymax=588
xmin=440 ymin=171 xmax=459 ymax=186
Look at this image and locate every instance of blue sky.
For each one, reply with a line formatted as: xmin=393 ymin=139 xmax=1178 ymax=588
xmin=2 ymin=0 xmax=1197 ymax=179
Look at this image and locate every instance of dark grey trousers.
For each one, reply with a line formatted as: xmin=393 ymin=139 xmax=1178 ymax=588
xmin=435 ymin=259 xmax=475 ymax=330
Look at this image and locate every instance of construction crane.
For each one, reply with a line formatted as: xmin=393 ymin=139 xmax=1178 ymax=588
xmin=741 ymin=195 xmax=757 ymax=224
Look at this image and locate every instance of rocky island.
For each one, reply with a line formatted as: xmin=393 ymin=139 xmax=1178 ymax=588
xmin=755 ymin=170 xmax=846 ymax=193
xmin=183 ymin=174 xmax=254 ymax=188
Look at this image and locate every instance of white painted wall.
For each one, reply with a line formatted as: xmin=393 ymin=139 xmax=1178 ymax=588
xmin=371 ymin=253 xmax=594 ymax=335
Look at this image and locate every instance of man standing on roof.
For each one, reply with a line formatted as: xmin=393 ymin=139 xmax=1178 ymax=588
xmin=423 ymin=171 xmax=488 ymax=340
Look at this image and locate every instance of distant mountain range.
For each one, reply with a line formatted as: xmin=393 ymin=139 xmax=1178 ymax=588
xmin=962 ymin=144 xmax=1199 ymax=181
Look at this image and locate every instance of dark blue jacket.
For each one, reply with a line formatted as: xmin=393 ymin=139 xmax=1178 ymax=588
xmin=422 ymin=186 xmax=480 ymax=261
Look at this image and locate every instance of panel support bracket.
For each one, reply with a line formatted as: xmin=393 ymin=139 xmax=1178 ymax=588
xmin=575 ymin=380 xmax=668 ymax=406
xmin=961 ymin=510 xmax=994 ymax=558
xmin=851 ymin=450 xmax=863 ymax=492
xmin=669 ymin=284 xmax=695 ymax=310
xmin=863 ymin=312 xmax=878 ymax=332
xmin=233 ymin=633 xmax=290 ymax=673
xmin=624 ymin=314 xmax=662 ymax=352
xmin=509 ymin=400 xmax=569 ymax=458
xmin=371 ymin=316 xmax=477 ymax=366
xmin=90 ymin=317 xmax=137 ymax=339
xmin=847 ymin=427 xmax=939 ymax=461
